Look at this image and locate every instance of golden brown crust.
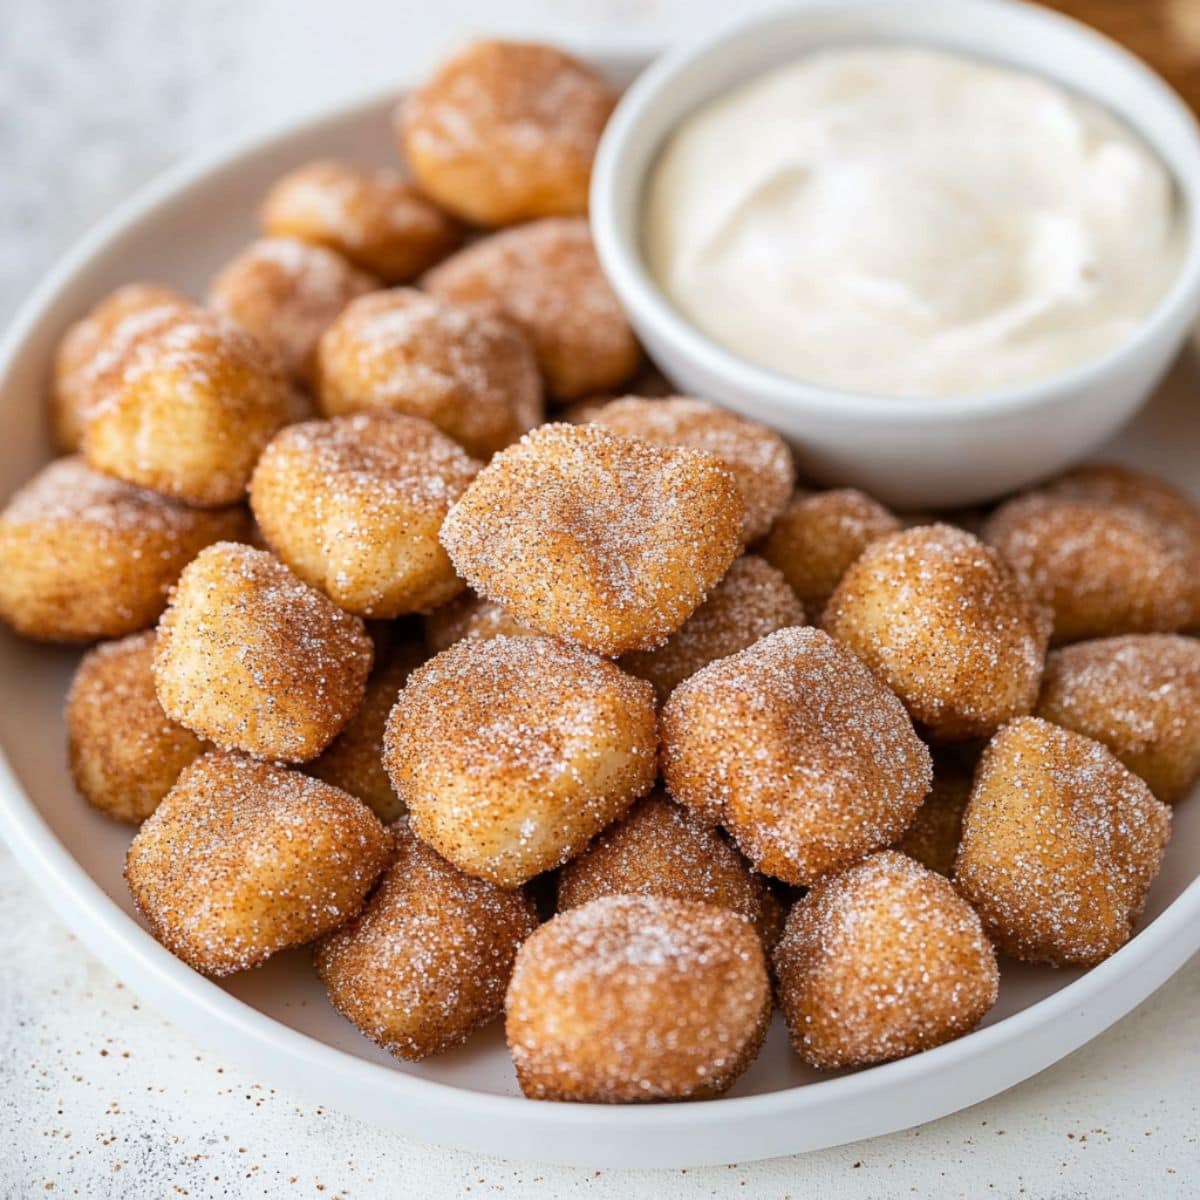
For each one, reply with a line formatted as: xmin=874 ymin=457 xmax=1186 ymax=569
xmin=384 ymin=635 xmax=657 ymax=886
xmin=423 ymin=218 xmax=639 ymax=399
xmin=984 ymin=499 xmax=1191 ymax=643
xmin=506 ymin=894 xmax=771 ymax=1102
xmin=774 ymin=851 xmax=998 ymax=1069
xmin=1037 ymin=634 xmax=1200 ymax=804
xmin=954 ymin=717 xmax=1172 ymax=966
xmin=440 ymin=423 xmax=744 ymax=656
xmin=81 ymin=307 xmax=292 ymax=506
xmin=824 ymin=524 xmax=1050 ymax=741
xmin=153 ymin=542 xmax=374 ymax=761
xmin=557 ymin=792 xmax=783 ymax=948
xmin=619 ymin=555 xmax=805 ymax=703
xmin=0 ymin=457 xmax=248 ymax=643
xmin=316 ymin=821 xmax=538 ymax=1060
xmin=66 ymin=630 xmax=208 ymax=823
xmin=315 ymin=288 xmax=543 ymax=458
xmin=261 ymin=160 xmax=462 ymax=282
xmin=661 ymin=626 xmax=932 ymax=886
xmin=399 ymin=40 xmax=616 ymax=227
xmin=983 ymin=464 xmax=1198 ymax=643
xmin=249 ymin=412 xmax=480 ymax=617
xmin=762 ymin=488 xmax=901 ymax=617
xmin=588 ymin=396 xmax=795 ymax=543
xmin=1042 ymin=464 xmax=1200 ymax=630
xmin=307 ymin=644 xmax=426 ymax=822
xmin=126 ymin=751 xmax=391 ymax=975
xmin=208 ymin=237 xmax=378 ymax=385
xmin=51 ymin=283 xmax=192 ymax=452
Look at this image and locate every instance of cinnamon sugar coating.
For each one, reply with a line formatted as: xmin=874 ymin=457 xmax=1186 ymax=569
xmin=762 ymin=488 xmax=902 ymax=616
xmin=620 ymin=555 xmax=805 ymax=703
xmin=774 ymin=851 xmax=999 ymax=1069
xmin=423 ymin=592 xmax=533 ymax=655
xmin=315 ymin=288 xmax=543 ymax=458
xmin=661 ymin=626 xmax=932 ymax=886
xmin=955 ymin=717 xmax=1171 ymax=966
xmin=384 ymin=635 xmax=657 ymax=887
xmin=249 ymin=412 xmax=480 ymax=617
xmin=399 ymin=40 xmax=616 ymax=227
xmin=16 ymin=41 xmax=1200 ymax=1098
xmin=440 ymin=423 xmax=744 ymax=656
xmin=892 ymin=751 xmax=975 ymax=877
xmin=261 ymin=160 xmax=462 ymax=282
xmin=208 ymin=237 xmax=378 ymax=385
xmin=588 ymin=396 xmax=794 ymax=543
xmin=1043 ymin=463 xmax=1200 ymax=632
xmin=824 ymin=524 xmax=1050 ymax=741
xmin=0 ymin=457 xmax=247 ymax=643
xmin=1037 ymin=634 xmax=1200 ymax=803
xmin=51 ymin=283 xmax=192 ymax=452
xmin=126 ymin=751 xmax=390 ymax=976
xmin=423 ymin=218 xmax=640 ymax=399
xmin=506 ymin=894 xmax=771 ymax=1102
xmin=557 ymin=792 xmax=783 ymax=948
xmin=153 ymin=542 xmax=373 ymax=761
xmin=66 ymin=630 xmax=207 ymax=823
xmin=983 ymin=464 xmax=1198 ymax=643
xmin=81 ymin=306 xmax=292 ymax=506
xmin=316 ymin=820 xmax=538 ymax=1061
xmin=307 ymin=643 xmax=426 ymax=822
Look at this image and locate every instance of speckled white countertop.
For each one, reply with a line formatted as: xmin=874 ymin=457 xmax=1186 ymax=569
xmin=2 ymin=2 xmax=1199 ymax=1196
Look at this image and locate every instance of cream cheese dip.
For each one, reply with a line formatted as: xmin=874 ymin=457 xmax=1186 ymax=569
xmin=644 ymin=46 xmax=1184 ymax=398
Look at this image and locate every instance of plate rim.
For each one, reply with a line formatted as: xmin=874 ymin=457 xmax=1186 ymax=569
xmin=1 ymin=62 xmax=1198 ymax=1168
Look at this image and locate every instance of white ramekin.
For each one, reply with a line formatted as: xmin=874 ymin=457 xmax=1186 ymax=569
xmin=591 ymin=0 xmax=1200 ymax=508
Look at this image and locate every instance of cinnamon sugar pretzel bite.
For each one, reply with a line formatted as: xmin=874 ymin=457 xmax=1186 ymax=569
xmin=399 ymin=40 xmax=616 ymax=227
xmin=249 ymin=412 xmax=479 ymax=617
xmin=66 ymin=630 xmax=208 ymax=823
xmin=208 ymin=236 xmax=378 ymax=386
xmin=0 ymin=457 xmax=246 ymax=643
xmin=51 ymin=283 xmax=191 ymax=452
xmin=661 ymin=626 xmax=932 ymax=886
xmin=262 ymin=160 xmax=462 ymax=282
xmin=774 ymin=851 xmax=998 ymax=1069
xmin=316 ymin=288 xmax=542 ymax=458
xmin=126 ymin=751 xmax=390 ymax=975
xmin=384 ymin=635 xmax=657 ymax=886
xmin=153 ymin=542 xmax=373 ymax=761
xmin=588 ymin=396 xmax=794 ymax=543
xmin=955 ymin=717 xmax=1171 ymax=966
xmin=762 ymin=488 xmax=901 ymax=616
xmin=81 ymin=307 xmax=291 ymax=506
xmin=824 ymin=524 xmax=1049 ymax=740
xmin=506 ymin=894 xmax=771 ymax=1102
xmin=439 ymin=422 xmax=743 ymax=656
xmin=316 ymin=820 xmax=538 ymax=1060
xmin=423 ymin=218 xmax=640 ymax=399
xmin=557 ymin=791 xmax=783 ymax=948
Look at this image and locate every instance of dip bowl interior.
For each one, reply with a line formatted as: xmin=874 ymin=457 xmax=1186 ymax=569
xmin=591 ymin=0 xmax=1200 ymax=507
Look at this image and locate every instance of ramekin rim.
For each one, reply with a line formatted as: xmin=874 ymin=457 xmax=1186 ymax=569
xmin=590 ymin=0 xmax=1200 ymax=422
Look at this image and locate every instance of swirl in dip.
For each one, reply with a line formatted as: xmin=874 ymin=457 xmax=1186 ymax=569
xmin=644 ymin=46 xmax=1184 ymax=397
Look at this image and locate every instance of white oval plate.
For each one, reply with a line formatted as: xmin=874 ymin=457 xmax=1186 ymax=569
xmin=1 ymin=54 xmax=1198 ymax=1171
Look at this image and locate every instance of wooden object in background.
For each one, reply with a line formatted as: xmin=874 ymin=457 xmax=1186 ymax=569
xmin=1047 ymin=0 xmax=1200 ymax=111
